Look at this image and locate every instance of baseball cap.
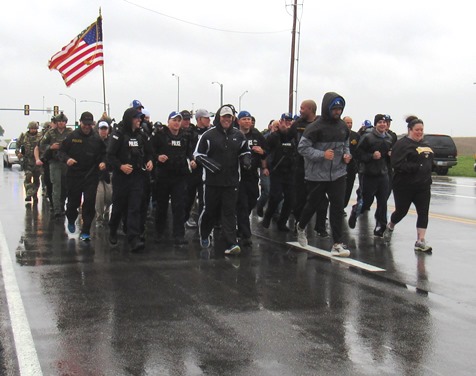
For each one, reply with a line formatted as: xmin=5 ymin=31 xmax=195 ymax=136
xmin=238 ymin=110 xmax=252 ymax=119
xmin=79 ymin=111 xmax=94 ymax=125
xmin=142 ymin=108 xmax=150 ymax=118
xmin=98 ymin=121 xmax=109 ymax=129
xmin=384 ymin=114 xmax=393 ymax=121
xmin=168 ymin=111 xmax=183 ymax=120
xmin=220 ymin=106 xmax=234 ymax=116
xmin=131 ymin=99 xmax=144 ymax=109
xmin=363 ymin=120 xmax=372 ymax=128
xmin=281 ymin=112 xmax=293 ymax=120
xmin=195 ymin=109 xmax=212 ymax=119
xmin=180 ymin=110 xmax=192 ymax=120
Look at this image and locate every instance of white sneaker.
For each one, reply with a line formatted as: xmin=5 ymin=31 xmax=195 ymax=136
xmin=186 ymin=218 xmax=197 ymax=228
xmin=224 ymin=244 xmax=241 ymax=255
xmin=296 ymin=223 xmax=308 ymax=247
xmin=414 ymin=240 xmax=432 ymax=252
xmin=331 ymin=243 xmax=350 ymax=258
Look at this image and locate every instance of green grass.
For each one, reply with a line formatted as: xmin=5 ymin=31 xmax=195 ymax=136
xmin=448 ymin=155 xmax=476 ymax=177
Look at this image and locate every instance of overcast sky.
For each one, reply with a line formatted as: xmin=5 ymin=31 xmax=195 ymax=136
xmin=2 ymin=0 xmax=476 ymax=138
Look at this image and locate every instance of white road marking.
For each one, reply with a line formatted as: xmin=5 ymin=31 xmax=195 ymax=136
xmin=287 ymin=241 xmax=386 ymax=272
xmin=432 ymin=192 xmax=476 ymax=200
xmin=0 ymin=222 xmax=43 ymax=375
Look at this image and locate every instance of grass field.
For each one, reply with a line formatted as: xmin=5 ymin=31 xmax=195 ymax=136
xmin=448 ymin=155 xmax=476 ymax=177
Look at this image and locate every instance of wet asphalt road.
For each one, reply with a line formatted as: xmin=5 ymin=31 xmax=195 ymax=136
xmin=1 ymin=162 xmax=476 ymax=375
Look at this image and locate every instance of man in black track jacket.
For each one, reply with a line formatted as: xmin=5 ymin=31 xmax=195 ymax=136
xmin=194 ymin=105 xmax=251 ymax=255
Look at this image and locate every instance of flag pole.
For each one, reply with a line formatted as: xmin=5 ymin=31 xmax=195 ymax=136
xmin=99 ymin=8 xmax=107 ymax=116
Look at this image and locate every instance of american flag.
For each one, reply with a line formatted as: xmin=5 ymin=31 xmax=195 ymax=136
xmin=48 ymin=17 xmax=104 ymax=87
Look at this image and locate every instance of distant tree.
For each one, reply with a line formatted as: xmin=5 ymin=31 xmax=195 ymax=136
xmin=0 ymin=125 xmax=4 ymax=137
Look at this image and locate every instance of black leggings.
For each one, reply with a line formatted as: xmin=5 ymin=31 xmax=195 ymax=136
xmin=391 ymin=187 xmax=431 ymax=229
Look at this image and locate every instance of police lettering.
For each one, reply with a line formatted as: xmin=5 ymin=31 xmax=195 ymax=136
xmin=129 ymin=139 xmax=139 ymax=147
xmin=171 ymin=140 xmax=181 ymax=147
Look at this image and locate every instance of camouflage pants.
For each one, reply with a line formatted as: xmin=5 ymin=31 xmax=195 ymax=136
xmin=23 ymin=164 xmax=41 ymax=197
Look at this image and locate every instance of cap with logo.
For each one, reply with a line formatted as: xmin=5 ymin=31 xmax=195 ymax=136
xmin=363 ymin=120 xmax=372 ymax=128
xmin=238 ymin=110 xmax=252 ymax=119
xmin=220 ymin=106 xmax=234 ymax=117
xmin=328 ymin=97 xmax=345 ymax=112
xmin=168 ymin=111 xmax=183 ymax=120
xmin=98 ymin=121 xmax=109 ymax=129
xmin=281 ymin=112 xmax=293 ymax=120
xmin=80 ymin=111 xmax=94 ymax=125
xmin=131 ymin=99 xmax=144 ymax=109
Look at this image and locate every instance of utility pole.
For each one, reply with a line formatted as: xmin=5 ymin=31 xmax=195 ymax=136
xmin=288 ymin=0 xmax=298 ymax=114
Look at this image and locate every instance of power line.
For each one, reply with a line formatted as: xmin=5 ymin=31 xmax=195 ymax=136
xmin=123 ymin=0 xmax=291 ymax=34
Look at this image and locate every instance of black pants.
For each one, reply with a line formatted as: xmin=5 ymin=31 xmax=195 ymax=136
xmin=155 ymin=175 xmax=186 ymax=238
xmin=66 ymin=174 xmax=99 ymax=235
xmin=199 ymin=185 xmax=238 ymax=247
xmin=391 ymin=186 xmax=431 ymax=229
xmin=361 ymin=174 xmax=389 ymax=229
xmin=184 ymin=171 xmax=204 ymax=223
xmin=264 ymin=173 xmax=295 ymax=227
xmin=237 ymin=176 xmax=259 ymax=239
xmin=293 ymin=167 xmax=307 ymax=222
xmin=299 ymin=176 xmax=346 ymax=244
xmin=109 ymin=171 xmax=146 ymax=243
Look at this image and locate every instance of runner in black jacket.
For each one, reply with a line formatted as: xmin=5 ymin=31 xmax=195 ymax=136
xmin=349 ymin=114 xmax=393 ymax=237
xmin=194 ymin=105 xmax=251 ymax=255
xmin=60 ymin=111 xmax=106 ymax=240
xmin=107 ymin=108 xmax=154 ymax=252
xmin=384 ymin=117 xmax=434 ymax=252
xmin=151 ymin=111 xmax=195 ymax=245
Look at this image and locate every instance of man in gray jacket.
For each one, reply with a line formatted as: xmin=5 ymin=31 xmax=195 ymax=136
xmin=295 ymin=92 xmax=352 ymax=257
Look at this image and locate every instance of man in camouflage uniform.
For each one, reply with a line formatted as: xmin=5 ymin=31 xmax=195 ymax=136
xmin=16 ymin=121 xmax=43 ymax=202
xmin=37 ymin=113 xmax=72 ymax=218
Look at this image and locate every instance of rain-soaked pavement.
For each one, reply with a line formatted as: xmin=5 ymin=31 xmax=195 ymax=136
xmin=1 ymin=162 xmax=476 ymax=375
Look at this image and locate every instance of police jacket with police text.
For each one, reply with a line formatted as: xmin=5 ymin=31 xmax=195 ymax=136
xmin=152 ymin=126 xmax=193 ymax=178
xmin=107 ymin=126 xmax=152 ymax=175
xmin=59 ymin=128 xmax=106 ymax=178
xmin=241 ymin=128 xmax=267 ymax=180
xmin=266 ymin=128 xmax=297 ymax=177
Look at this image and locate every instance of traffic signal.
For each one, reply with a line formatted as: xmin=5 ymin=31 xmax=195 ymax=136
xmin=53 ymin=106 xmax=59 ymax=116
xmin=24 ymin=104 xmax=30 ymax=116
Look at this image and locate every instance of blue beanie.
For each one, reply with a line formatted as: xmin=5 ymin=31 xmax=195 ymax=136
xmin=328 ymin=97 xmax=345 ymax=112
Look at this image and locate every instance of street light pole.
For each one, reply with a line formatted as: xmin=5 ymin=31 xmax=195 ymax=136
xmin=80 ymin=100 xmax=110 ymax=117
xmin=212 ymin=81 xmax=223 ymax=107
xmin=59 ymin=93 xmax=77 ymax=125
xmin=172 ymin=73 xmax=180 ymax=111
xmin=239 ymin=90 xmax=248 ymax=111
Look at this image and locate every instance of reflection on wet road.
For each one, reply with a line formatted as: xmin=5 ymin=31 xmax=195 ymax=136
xmin=1 ymin=166 xmax=476 ymax=375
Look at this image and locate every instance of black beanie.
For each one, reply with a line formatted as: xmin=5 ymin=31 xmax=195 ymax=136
xmin=374 ymin=114 xmax=386 ymax=126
